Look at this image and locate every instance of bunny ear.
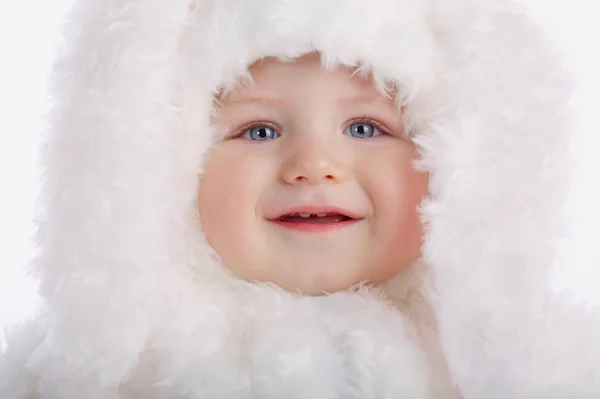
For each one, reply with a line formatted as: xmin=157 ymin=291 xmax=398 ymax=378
xmin=415 ymin=0 xmax=600 ymax=396
xmin=21 ymin=0 xmax=196 ymax=392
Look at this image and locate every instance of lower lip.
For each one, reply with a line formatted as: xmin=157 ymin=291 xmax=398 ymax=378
xmin=270 ymin=219 xmax=360 ymax=233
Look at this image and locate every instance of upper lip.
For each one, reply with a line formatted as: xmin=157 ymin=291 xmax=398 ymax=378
xmin=269 ymin=205 xmax=362 ymax=220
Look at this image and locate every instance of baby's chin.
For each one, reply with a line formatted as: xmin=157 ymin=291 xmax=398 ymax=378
xmin=222 ymin=247 xmax=407 ymax=296
xmin=250 ymin=266 xmax=387 ymax=296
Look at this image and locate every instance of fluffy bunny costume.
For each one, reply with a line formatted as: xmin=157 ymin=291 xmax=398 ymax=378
xmin=2 ymin=0 xmax=600 ymax=397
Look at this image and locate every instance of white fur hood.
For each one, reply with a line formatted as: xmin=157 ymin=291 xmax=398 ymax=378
xmin=2 ymin=0 xmax=600 ymax=398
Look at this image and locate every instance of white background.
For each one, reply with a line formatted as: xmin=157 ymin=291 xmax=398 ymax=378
xmin=1 ymin=1 xmax=599 ymax=347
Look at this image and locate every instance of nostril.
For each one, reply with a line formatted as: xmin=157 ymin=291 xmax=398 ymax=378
xmin=288 ymin=174 xmax=338 ymax=184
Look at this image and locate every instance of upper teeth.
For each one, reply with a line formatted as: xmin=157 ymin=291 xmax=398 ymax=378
xmin=298 ymin=213 xmax=329 ymax=218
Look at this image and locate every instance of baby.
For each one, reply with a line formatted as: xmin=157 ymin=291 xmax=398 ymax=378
xmin=2 ymin=0 xmax=600 ymax=397
xmin=199 ymin=53 xmax=428 ymax=295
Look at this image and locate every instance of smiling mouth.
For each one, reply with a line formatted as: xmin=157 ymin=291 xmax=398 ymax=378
xmin=277 ymin=212 xmax=354 ymax=224
xmin=271 ymin=210 xmax=360 ymax=232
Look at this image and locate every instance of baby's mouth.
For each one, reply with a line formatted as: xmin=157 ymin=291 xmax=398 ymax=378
xmin=277 ymin=212 xmax=354 ymax=224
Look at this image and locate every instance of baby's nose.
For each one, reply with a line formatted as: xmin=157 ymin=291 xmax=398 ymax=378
xmin=281 ymin=146 xmax=348 ymax=185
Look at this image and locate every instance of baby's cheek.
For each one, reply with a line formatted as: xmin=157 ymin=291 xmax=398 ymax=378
xmin=378 ymin=170 xmax=429 ymax=282
xmin=198 ymin=147 xmax=276 ymax=279
xmin=197 ymin=154 xmax=248 ymax=262
xmin=379 ymin=205 xmax=422 ymax=281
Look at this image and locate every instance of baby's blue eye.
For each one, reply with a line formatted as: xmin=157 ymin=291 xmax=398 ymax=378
xmin=243 ymin=125 xmax=280 ymax=141
xmin=346 ymin=122 xmax=381 ymax=139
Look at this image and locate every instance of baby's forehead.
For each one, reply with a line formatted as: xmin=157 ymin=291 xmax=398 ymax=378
xmin=218 ymin=58 xmax=397 ymax=109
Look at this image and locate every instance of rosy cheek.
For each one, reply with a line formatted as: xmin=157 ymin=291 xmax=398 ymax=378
xmin=379 ymin=166 xmax=429 ymax=281
xmin=198 ymin=147 xmax=273 ymax=273
xmin=198 ymin=155 xmax=245 ymax=252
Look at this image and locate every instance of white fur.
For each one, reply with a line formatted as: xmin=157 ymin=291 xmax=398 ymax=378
xmin=2 ymin=0 xmax=599 ymax=397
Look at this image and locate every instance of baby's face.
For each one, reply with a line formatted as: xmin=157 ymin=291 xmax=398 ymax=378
xmin=198 ymin=54 xmax=428 ymax=295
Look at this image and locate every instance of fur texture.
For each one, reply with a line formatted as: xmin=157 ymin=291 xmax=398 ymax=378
xmin=1 ymin=0 xmax=599 ymax=397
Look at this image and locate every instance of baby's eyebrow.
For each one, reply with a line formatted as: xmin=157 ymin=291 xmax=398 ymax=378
xmin=219 ymin=92 xmax=397 ymax=110
xmin=221 ymin=94 xmax=288 ymax=108
xmin=338 ymin=93 xmax=399 ymax=113
xmin=339 ymin=93 xmax=392 ymax=106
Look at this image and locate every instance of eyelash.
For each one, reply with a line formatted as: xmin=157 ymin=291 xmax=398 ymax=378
xmin=231 ymin=116 xmax=392 ymax=138
xmin=234 ymin=120 xmax=280 ymax=138
xmin=347 ymin=116 xmax=392 ymax=137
